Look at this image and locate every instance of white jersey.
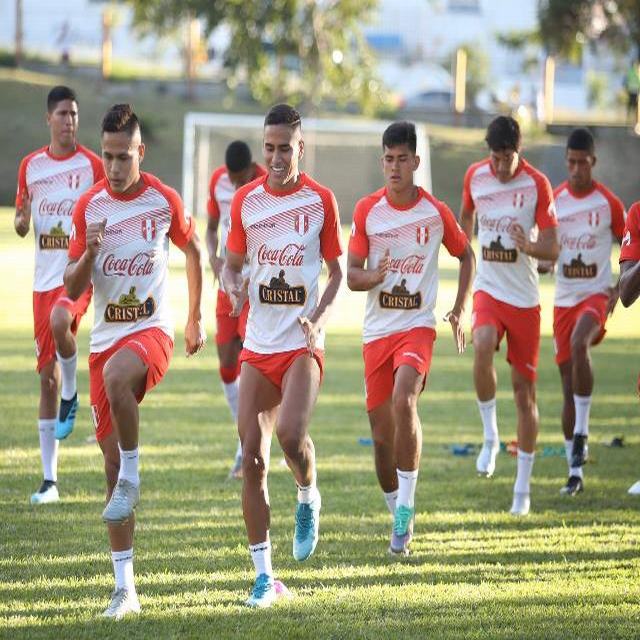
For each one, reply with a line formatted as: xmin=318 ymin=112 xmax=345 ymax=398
xmin=16 ymin=144 xmax=103 ymax=292
xmin=69 ymin=172 xmax=195 ymax=353
xmin=554 ymin=181 xmax=626 ymax=307
xmin=227 ymin=173 xmax=343 ymax=354
xmin=463 ymin=158 xmax=557 ymax=307
xmin=349 ymin=187 xmax=468 ymax=343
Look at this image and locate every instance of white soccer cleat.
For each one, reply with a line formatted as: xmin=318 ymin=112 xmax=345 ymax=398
xmin=30 ymin=480 xmax=59 ymax=505
xmin=102 ymin=588 xmax=141 ymax=620
xmin=509 ymin=492 xmax=530 ymax=516
xmin=476 ymin=440 xmax=500 ymax=477
xmin=628 ymin=480 xmax=640 ymax=495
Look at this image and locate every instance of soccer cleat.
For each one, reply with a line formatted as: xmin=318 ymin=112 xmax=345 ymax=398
xmin=509 ymin=492 xmax=530 ymax=516
xmin=389 ymin=504 xmax=415 ymax=556
xmin=228 ymin=452 xmax=243 ymax=480
xmin=476 ymin=439 xmax=500 ymax=477
xmin=293 ymin=492 xmax=321 ymax=561
xmin=102 ymin=588 xmax=141 ymax=619
xmin=30 ymin=480 xmax=59 ymax=505
xmin=102 ymin=479 xmax=139 ymax=524
xmin=245 ymin=574 xmax=277 ymax=608
xmin=628 ymin=480 xmax=640 ymax=495
xmin=571 ymin=434 xmax=588 ymax=468
xmin=560 ymin=475 xmax=583 ymax=496
xmin=55 ymin=393 xmax=78 ymax=440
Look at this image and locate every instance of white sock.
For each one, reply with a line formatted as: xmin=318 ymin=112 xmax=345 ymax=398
xmin=564 ymin=439 xmax=584 ymax=479
xmin=38 ymin=419 xmax=58 ymax=482
xmin=56 ymin=350 xmax=77 ymax=401
xmin=397 ymin=468 xmax=419 ymax=508
xmin=111 ymin=548 xmax=136 ymax=593
xmin=249 ymin=540 xmax=273 ymax=578
xmin=514 ymin=449 xmax=535 ymax=495
xmin=297 ymin=478 xmax=318 ymax=504
xmin=477 ymin=398 xmax=499 ymax=442
xmin=222 ymin=380 xmax=239 ymax=422
xmin=383 ymin=489 xmax=398 ymax=515
xmin=573 ymin=395 xmax=592 ymax=436
xmin=117 ymin=445 xmax=139 ymax=486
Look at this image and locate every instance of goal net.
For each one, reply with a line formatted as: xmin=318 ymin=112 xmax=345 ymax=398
xmin=182 ymin=113 xmax=431 ymax=222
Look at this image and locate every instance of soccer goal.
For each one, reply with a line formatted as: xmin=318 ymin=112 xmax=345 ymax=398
xmin=182 ymin=112 xmax=432 ymax=222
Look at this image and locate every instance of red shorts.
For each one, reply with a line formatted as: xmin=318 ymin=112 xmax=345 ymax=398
xmin=240 ymin=347 xmax=324 ymax=391
xmin=553 ymin=293 xmax=608 ymax=365
xmin=89 ymin=327 xmax=173 ymax=442
xmin=216 ymin=290 xmax=249 ymax=345
xmin=362 ymin=327 xmax=436 ymax=412
xmin=33 ymin=285 xmax=92 ymax=372
xmin=472 ymin=290 xmax=540 ymax=381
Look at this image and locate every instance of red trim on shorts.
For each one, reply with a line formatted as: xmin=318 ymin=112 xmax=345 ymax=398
xmin=363 ymin=327 xmax=436 ymax=412
xmin=553 ymin=293 xmax=608 ymax=365
xmin=239 ymin=347 xmax=324 ymax=391
xmin=472 ymin=290 xmax=540 ymax=381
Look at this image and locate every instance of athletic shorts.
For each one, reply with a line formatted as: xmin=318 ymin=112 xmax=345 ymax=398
xmin=216 ymin=289 xmax=249 ymax=345
xmin=33 ymin=284 xmax=92 ymax=372
xmin=553 ymin=293 xmax=608 ymax=365
xmin=239 ymin=347 xmax=324 ymax=391
xmin=89 ymin=327 xmax=173 ymax=442
xmin=362 ymin=326 xmax=436 ymax=412
xmin=472 ymin=290 xmax=540 ymax=381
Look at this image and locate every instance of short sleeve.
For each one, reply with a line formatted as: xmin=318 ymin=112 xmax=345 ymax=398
xmin=604 ymin=191 xmax=626 ymax=240
xmin=462 ymin=164 xmax=475 ymax=212
xmin=87 ymin=150 xmax=105 ymax=184
xmin=620 ymin=203 xmax=640 ymax=262
xmin=15 ymin=156 xmax=29 ymax=208
xmin=439 ymin=202 xmax=468 ymax=258
xmin=226 ymin=189 xmax=247 ymax=255
xmin=165 ymin=186 xmax=195 ymax=248
xmin=532 ymin=172 xmax=558 ymax=230
xmin=319 ymin=189 xmax=343 ymax=262
xmin=207 ymin=168 xmax=224 ymax=220
xmin=68 ymin=194 xmax=89 ymax=260
xmin=348 ymin=198 xmax=371 ymax=259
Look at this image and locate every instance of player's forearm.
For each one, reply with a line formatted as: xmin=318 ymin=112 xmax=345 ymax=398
xmin=205 ymin=226 xmax=219 ymax=268
xmin=14 ymin=212 xmax=29 ymax=237
xmin=451 ymin=245 xmax=475 ymax=316
xmin=459 ymin=209 xmax=475 ymax=242
xmin=620 ymin=261 xmax=640 ymax=307
xmin=346 ymin=265 xmax=381 ymax=291
xmin=221 ymin=260 xmax=243 ymax=294
xmin=184 ymin=235 xmax=203 ymax=321
xmin=527 ymin=234 xmax=560 ymax=261
xmin=310 ymin=261 xmax=344 ymax=329
xmin=64 ymin=254 xmax=94 ymax=300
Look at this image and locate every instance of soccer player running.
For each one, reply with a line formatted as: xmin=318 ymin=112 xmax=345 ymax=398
xmin=206 ymin=141 xmax=266 ymax=478
xmin=222 ymin=104 xmax=343 ymax=607
xmin=347 ymin=121 xmax=474 ymax=555
xmin=619 ymin=196 xmax=640 ymax=494
xmin=552 ymin=128 xmax=626 ymax=497
xmin=460 ymin=116 xmax=559 ymax=516
xmin=65 ymin=104 xmax=204 ymax=619
xmin=15 ymin=85 xmax=103 ymax=505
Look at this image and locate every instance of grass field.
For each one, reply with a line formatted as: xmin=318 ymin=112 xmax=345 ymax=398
xmin=1 ymin=209 xmax=640 ymax=638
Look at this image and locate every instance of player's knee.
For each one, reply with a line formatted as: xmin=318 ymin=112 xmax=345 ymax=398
xmin=103 ymin=361 xmax=126 ymax=405
xmin=513 ymin=379 xmax=536 ymax=411
xmin=277 ymin=426 xmax=305 ymax=459
xmin=49 ymin=307 xmax=70 ymax=342
xmin=473 ymin=335 xmax=495 ymax=360
xmin=391 ymin=390 xmax=417 ymax=419
xmin=570 ymin=336 xmax=589 ymax=363
xmin=241 ymin=448 xmax=267 ymax=479
xmin=39 ymin=367 xmax=58 ymax=396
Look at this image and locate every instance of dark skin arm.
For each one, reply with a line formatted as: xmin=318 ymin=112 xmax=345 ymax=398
xmin=205 ymin=216 xmax=224 ymax=282
xmin=620 ymin=260 xmax=640 ymax=307
xmin=443 ymin=243 xmax=475 ymax=354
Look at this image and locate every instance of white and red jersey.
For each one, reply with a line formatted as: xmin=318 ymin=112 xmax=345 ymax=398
xmin=463 ymin=158 xmax=557 ymax=307
xmin=621 ymin=202 xmax=640 ymax=263
xmin=208 ymin=164 xmax=267 ymax=291
xmin=69 ymin=172 xmax=195 ymax=353
xmin=349 ymin=187 xmax=468 ymax=343
xmin=16 ymin=144 xmax=103 ymax=292
xmin=226 ymin=173 xmax=343 ymax=354
xmin=554 ymin=181 xmax=626 ymax=307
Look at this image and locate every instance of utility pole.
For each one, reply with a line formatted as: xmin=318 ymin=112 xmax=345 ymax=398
xmin=15 ymin=0 xmax=23 ymax=67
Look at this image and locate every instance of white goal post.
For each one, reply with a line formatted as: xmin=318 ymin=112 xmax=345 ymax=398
xmin=182 ymin=112 xmax=432 ymax=221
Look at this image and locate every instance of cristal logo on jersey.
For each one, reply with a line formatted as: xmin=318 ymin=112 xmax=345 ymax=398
xmin=39 ymin=221 xmax=69 ymax=250
xmin=416 ymin=226 xmax=429 ymax=246
xmin=588 ymin=210 xmax=600 ymax=227
xmin=258 ymin=269 xmax=306 ymax=305
xmin=68 ymin=173 xmax=80 ymax=189
xmin=379 ymin=279 xmax=422 ymax=310
xmin=141 ymin=218 xmax=157 ymax=242
xmin=482 ymin=235 xmax=517 ymax=263
xmin=513 ymin=192 xmax=525 ymax=208
xmin=562 ymin=253 xmax=597 ymax=279
xmin=294 ymin=213 xmax=309 ymax=236
xmin=104 ymin=286 xmax=156 ymax=322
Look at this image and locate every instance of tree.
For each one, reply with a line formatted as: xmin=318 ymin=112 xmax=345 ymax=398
xmin=122 ymin=0 xmax=385 ymax=114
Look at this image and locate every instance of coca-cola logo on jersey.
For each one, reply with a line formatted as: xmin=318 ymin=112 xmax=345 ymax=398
xmin=388 ymin=255 xmax=425 ymax=275
xmin=38 ymin=198 xmax=75 ymax=216
xmin=479 ymin=215 xmax=517 ymax=233
xmin=257 ymin=243 xmax=305 ymax=267
xmin=559 ymin=232 xmax=596 ymax=251
xmin=102 ymin=251 xmax=156 ymax=277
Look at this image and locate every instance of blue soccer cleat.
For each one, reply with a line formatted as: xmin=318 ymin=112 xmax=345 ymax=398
xmin=293 ymin=492 xmax=321 ymax=561
xmin=389 ymin=504 xmax=415 ymax=556
xmin=245 ymin=574 xmax=277 ymax=608
xmin=55 ymin=393 xmax=78 ymax=440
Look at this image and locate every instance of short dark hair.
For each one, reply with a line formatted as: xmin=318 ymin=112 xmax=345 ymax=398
xmin=485 ymin=115 xmax=521 ymax=152
xmin=101 ymin=104 xmax=141 ymax=136
xmin=566 ymin=127 xmax=595 ymax=155
xmin=47 ymin=86 xmax=77 ymax=112
xmin=225 ymin=140 xmax=252 ymax=173
xmin=264 ymin=104 xmax=302 ymax=129
xmin=382 ymin=121 xmax=417 ymax=153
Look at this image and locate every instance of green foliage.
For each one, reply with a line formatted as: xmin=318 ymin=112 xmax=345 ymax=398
xmin=586 ymin=70 xmax=610 ymax=109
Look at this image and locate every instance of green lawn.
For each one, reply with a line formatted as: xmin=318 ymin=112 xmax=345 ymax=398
xmin=1 ymin=210 xmax=640 ymax=638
